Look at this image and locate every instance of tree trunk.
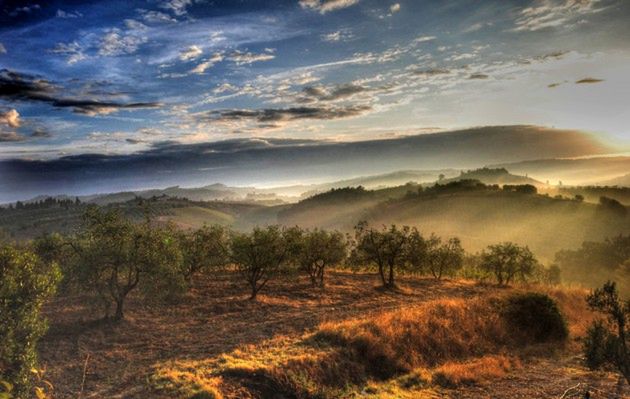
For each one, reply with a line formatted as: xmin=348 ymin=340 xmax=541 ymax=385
xmin=114 ymin=297 xmax=125 ymax=321
xmin=388 ymin=263 xmax=395 ymax=288
xmin=378 ymin=264 xmax=387 ymax=286
xmin=249 ymin=284 xmax=258 ymax=300
xmin=319 ymin=268 xmax=325 ymax=288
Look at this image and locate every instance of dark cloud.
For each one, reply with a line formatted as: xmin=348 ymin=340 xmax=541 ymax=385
xmin=299 ymin=84 xmax=368 ymax=103
xmin=202 ymin=105 xmax=371 ymax=123
xmin=412 ymin=68 xmax=450 ymax=76
xmin=0 ymin=69 xmax=161 ymax=115
xmin=536 ymin=51 xmax=570 ymax=61
xmin=126 ymin=138 xmax=144 ymax=144
xmin=575 ymin=77 xmax=604 ymax=84
xmin=0 ymin=131 xmax=25 ymax=142
xmin=30 ymin=128 xmax=52 ymax=138
xmin=468 ymin=73 xmax=489 ymax=80
xmin=547 ymin=82 xmax=561 ymax=88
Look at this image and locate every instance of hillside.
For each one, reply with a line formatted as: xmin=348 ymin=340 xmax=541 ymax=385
xmin=495 ymin=156 xmax=630 ymax=186
xmin=274 ymin=182 xmax=630 ymax=260
xmin=0 ymin=197 xmax=263 ymax=240
xmin=600 ymin=172 xmax=630 ymax=187
xmin=441 ymin=167 xmax=542 ymax=186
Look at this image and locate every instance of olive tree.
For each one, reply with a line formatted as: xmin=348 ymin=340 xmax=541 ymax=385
xmin=295 ymin=228 xmax=347 ymax=288
xmin=352 ymin=222 xmax=415 ymax=289
xmin=0 ymin=245 xmax=60 ymax=398
xmin=480 ymin=242 xmax=537 ymax=286
xmin=425 ymin=236 xmax=464 ymax=280
xmin=179 ymin=225 xmax=229 ymax=285
xmin=73 ymin=207 xmax=184 ymax=321
xmin=230 ymin=225 xmax=298 ymax=300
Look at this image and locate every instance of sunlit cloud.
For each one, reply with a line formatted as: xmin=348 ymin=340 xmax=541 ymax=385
xmin=299 ymin=0 xmax=360 ymax=14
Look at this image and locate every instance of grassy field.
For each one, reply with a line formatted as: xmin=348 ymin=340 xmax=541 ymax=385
xmin=38 ymin=272 xmax=628 ymax=398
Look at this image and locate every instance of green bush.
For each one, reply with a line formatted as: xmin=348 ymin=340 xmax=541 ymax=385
xmin=584 ymin=281 xmax=629 ymax=384
xmin=500 ymin=293 xmax=568 ymax=343
xmin=0 ymin=245 xmax=60 ymax=398
xmin=584 ymin=320 xmax=617 ymax=370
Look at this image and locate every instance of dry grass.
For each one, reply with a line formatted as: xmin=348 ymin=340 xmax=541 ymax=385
xmin=431 ymin=355 xmax=521 ymax=387
xmin=151 ymin=287 xmax=606 ymax=398
xmin=37 ymin=272 xmax=625 ymax=398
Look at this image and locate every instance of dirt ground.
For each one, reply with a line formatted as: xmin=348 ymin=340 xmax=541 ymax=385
xmin=38 ymin=272 xmax=629 ymax=398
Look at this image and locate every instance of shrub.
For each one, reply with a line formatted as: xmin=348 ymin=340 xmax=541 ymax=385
xmin=583 ymin=281 xmax=629 ymax=384
xmin=500 ymin=292 xmax=568 ymax=343
xmin=0 ymin=245 xmax=60 ymax=398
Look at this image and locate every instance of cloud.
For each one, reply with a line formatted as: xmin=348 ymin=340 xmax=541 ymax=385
xmin=124 ymin=19 xmax=149 ymax=30
xmin=513 ymin=0 xmax=607 ymax=32
xmin=469 ymin=73 xmax=489 ymax=79
xmin=228 ymin=50 xmax=275 ymax=65
xmin=0 ymin=109 xmax=21 ymax=128
xmin=299 ymin=0 xmax=360 ymax=14
xmin=8 ymin=4 xmax=41 ymax=17
xmin=535 ymin=50 xmax=570 ymax=61
xmin=321 ymin=29 xmax=353 ymax=42
xmin=390 ymin=3 xmax=401 ymax=13
xmin=463 ymin=22 xmax=493 ymax=33
xmin=31 ymin=129 xmax=52 ymax=138
xmin=201 ymin=105 xmax=372 ymax=124
xmin=414 ymin=35 xmax=436 ymax=43
xmin=179 ymin=45 xmax=203 ymax=61
xmin=299 ymin=84 xmax=369 ymax=102
xmin=50 ymin=41 xmax=87 ymax=64
xmin=412 ymin=68 xmax=451 ymax=76
xmin=575 ymin=77 xmax=604 ymax=84
xmin=0 ymin=69 xmax=161 ymax=115
xmin=126 ymin=138 xmax=145 ymax=144
xmin=548 ymin=82 xmax=562 ymax=88
xmin=159 ymin=0 xmax=193 ymax=16
xmin=98 ymin=29 xmax=147 ymax=56
xmin=0 ymin=131 xmax=25 ymax=142
xmin=56 ymin=9 xmax=82 ymax=18
xmin=190 ymin=52 xmax=224 ymax=74
xmin=0 ymin=43 xmax=6 ymax=54
xmin=137 ymin=9 xmax=178 ymax=24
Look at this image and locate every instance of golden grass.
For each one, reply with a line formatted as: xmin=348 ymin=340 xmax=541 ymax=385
xmin=152 ymin=286 xmax=593 ymax=398
xmin=431 ymin=355 xmax=521 ymax=387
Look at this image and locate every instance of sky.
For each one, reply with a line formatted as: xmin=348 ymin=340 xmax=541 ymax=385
xmin=0 ymin=0 xmax=629 ymax=200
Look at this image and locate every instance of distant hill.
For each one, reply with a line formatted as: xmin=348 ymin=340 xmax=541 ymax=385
xmin=3 ymin=180 xmax=629 ymax=260
xmin=272 ymin=182 xmax=630 ymax=260
xmin=10 ymin=169 xmax=460 ymax=206
xmin=494 ymin=156 xmax=630 ymax=186
xmin=599 ymin=173 xmax=630 ymax=187
xmin=440 ymin=167 xmax=542 ymax=186
xmin=0 ymin=125 xmax=612 ymax=202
